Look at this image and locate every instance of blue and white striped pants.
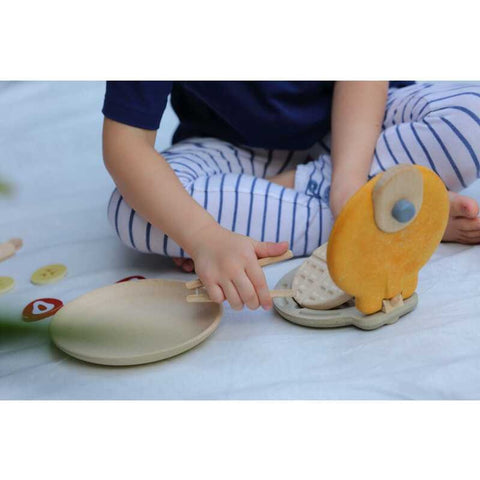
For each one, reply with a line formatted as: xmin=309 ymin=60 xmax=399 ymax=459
xmin=108 ymin=82 xmax=480 ymax=258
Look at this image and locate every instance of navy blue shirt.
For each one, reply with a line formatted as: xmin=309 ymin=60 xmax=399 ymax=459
xmin=102 ymin=81 xmax=413 ymax=150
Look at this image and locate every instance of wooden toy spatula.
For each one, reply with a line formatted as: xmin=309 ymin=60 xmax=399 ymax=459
xmin=185 ymin=250 xmax=295 ymax=303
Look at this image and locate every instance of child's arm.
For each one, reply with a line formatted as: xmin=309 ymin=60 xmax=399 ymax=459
xmin=329 ymin=81 xmax=389 ymax=218
xmin=103 ymin=118 xmax=288 ymax=311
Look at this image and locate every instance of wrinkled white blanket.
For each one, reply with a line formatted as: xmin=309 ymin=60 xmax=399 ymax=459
xmin=1 ymin=81 xmax=480 ymax=399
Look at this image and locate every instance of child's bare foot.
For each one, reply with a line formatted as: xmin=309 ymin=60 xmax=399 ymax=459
xmin=443 ymin=192 xmax=480 ymax=244
xmin=172 ymin=257 xmax=195 ymax=272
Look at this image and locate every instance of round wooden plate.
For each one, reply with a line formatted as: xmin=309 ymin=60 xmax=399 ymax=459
xmin=49 ymin=279 xmax=222 ymax=366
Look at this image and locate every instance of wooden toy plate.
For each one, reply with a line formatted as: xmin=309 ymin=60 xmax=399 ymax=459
xmin=273 ymin=268 xmax=417 ymax=330
xmin=49 ymin=279 xmax=222 ymax=366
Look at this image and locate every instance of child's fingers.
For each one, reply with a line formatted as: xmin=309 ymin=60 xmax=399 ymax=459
xmin=205 ymin=284 xmax=225 ymax=304
xmin=245 ymin=263 xmax=272 ymax=310
xmin=233 ymin=273 xmax=260 ymax=310
xmin=222 ymin=281 xmax=244 ymax=310
xmin=253 ymin=240 xmax=289 ymax=259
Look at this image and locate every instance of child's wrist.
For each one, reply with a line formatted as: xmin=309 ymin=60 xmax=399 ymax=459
xmin=331 ymin=176 xmax=364 ymax=198
xmin=331 ymin=153 xmax=371 ymax=183
xmin=329 ymin=178 xmax=365 ymax=218
xmin=183 ymin=218 xmax=222 ymax=258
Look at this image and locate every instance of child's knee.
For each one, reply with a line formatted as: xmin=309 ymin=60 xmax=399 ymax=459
xmin=107 ymin=189 xmax=131 ymax=245
xmin=421 ymin=86 xmax=480 ymax=186
xmin=162 ymin=151 xmax=206 ymax=191
xmin=421 ymin=85 xmax=480 ymax=125
xmin=107 ymin=188 xmax=122 ymax=234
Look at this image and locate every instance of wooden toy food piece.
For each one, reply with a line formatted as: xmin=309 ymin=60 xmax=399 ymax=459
xmin=0 ymin=276 xmax=15 ymax=296
xmin=327 ymin=165 xmax=449 ymax=315
xmin=292 ymin=243 xmax=352 ymax=310
xmin=0 ymin=238 xmax=23 ymax=263
xmin=31 ymin=264 xmax=67 ymax=285
xmin=23 ymin=298 xmax=64 ymax=321
xmin=49 ymin=279 xmax=222 ymax=366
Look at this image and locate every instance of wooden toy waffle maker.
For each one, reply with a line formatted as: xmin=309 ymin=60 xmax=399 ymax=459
xmin=273 ymin=164 xmax=449 ymax=330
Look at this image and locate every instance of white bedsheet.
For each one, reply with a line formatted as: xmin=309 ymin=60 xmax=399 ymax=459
xmin=1 ymin=81 xmax=480 ymax=400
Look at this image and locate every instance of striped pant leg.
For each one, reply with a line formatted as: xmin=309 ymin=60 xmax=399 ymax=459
xmin=107 ymin=136 xmax=249 ymax=257
xmin=293 ymin=82 xmax=480 ymax=248
xmin=175 ymin=139 xmax=333 ymax=256
xmin=372 ymin=81 xmax=480 ymax=190
xmin=107 ymin=137 xmax=333 ymax=258
xmin=175 ymin=137 xmax=314 ymax=179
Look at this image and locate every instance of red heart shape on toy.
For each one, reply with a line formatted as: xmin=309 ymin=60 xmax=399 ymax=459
xmin=115 ymin=275 xmax=146 ymax=283
xmin=23 ymin=298 xmax=64 ymax=321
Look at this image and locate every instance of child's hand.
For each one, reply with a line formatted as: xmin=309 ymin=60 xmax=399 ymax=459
xmin=190 ymin=224 xmax=289 ymax=311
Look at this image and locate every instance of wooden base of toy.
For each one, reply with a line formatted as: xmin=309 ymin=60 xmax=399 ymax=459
xmin=49 ymin=279 xmax=222 ymax=366
xmin=273 ymin=268 xmax=418 ymax=330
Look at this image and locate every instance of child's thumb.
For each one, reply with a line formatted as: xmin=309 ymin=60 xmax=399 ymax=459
xmin=253 ymin=240 xmax=289 ymax=259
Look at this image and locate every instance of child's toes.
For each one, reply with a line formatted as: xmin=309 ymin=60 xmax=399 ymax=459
xmin=462 ymin=197 xmax=479 ymax=218
xmin=172 ymin=257 xmax=184 ymax=267
xmin=459 ymin=231 xmax=480 ymax=244
xmin=181 ymin=259 xmax=195 ymax=272
xmin=443 ymin=215 xmax=480 ymax=243
xmin=457 ymin=217 xmax=480 ymax=244
xmin=458 ymin=216 xmax=480 ymax=231
xmin=450 ymin=193 xmax=479 ymax=218
xmin=172 ymin=257 xmax=195 ymax=272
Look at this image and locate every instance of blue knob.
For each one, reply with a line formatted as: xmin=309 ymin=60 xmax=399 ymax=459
xmin=392 ymin=199 xmax=416 ymax=223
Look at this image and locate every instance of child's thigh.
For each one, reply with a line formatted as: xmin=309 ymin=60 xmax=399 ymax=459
xmin=163 ymin=137 xmax=320 ymax=181
xmin=384 ymin=81 xmax=480 ymax=127
xmin=161 ymin=137 xmax=260 ymax=181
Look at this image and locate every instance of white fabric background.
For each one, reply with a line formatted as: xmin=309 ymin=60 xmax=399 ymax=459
xmin=1 ymin=81 xmax=480 ymax=399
